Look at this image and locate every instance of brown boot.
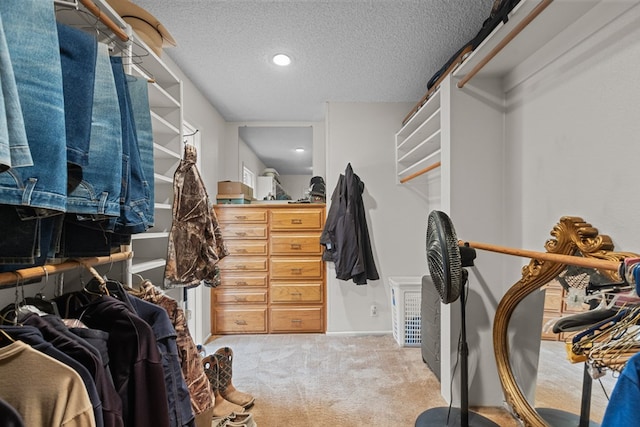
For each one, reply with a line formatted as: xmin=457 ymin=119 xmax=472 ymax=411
xmin=214 ymin=347 xmax=256 ymax=409
xmin=202 ymin=355 xmax=246 ymax=417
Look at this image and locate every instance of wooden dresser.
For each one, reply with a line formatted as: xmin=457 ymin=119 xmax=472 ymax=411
xmin=212 ymin=203 xmax=326 ymax=334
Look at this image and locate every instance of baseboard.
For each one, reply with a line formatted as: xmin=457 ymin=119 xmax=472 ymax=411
xmin=325 ymin=330 xmax=393 ymax=337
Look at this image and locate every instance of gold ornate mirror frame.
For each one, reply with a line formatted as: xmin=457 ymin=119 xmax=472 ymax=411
xmin=493 ymin=216 xmax=638 ymax=426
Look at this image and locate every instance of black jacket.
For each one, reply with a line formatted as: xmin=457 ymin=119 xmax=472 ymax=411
xmin=320 ymin=163 xmax=379 ymax=285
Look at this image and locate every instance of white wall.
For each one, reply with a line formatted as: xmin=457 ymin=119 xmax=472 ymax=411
xmin=279 ymin=174 xmax=312 ymax=200
xmin=237 ymin=136 xmax=266 ymax=186
xmin=324 ymin=102 xmax=433 ymax=334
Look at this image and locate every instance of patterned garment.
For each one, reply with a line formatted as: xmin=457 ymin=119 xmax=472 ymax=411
xmin=164 ymin=144 xmax=228 ymax=288
xmin=131 ymin=280 xmax=215 ymax=416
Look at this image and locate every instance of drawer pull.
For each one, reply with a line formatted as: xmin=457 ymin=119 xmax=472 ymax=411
xmin=236 ymin=265 xmax=247 ymax=270
xmin=290 ymin=292 xmax=302 ymax=296
xmin=291 ymin=319 xmax=302 ymax=323
xmin=290 ymin=243 xmax=301 ymax=250
xmin=291 ymin=268 xmax=302 ymax=275
xmin=234 ymin=319 xmax=247 ymax=326
xmin=291 ymin=219 xmax=302 ymax=224
xmin=235 ymin=215 xmax=247 ymax=220
xmin=234 ymin=296 xmax=247 ymax=302
xmin=234 ymin=231 xmax=247 ymax=236
xmin=236 ymin=281 xmax=248 ymax=286
xmin=236 ymin=248 xmax=248 ymax=253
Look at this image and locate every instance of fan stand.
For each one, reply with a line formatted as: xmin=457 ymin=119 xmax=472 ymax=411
xmin=415 ymin=269 xmax=499 ymax=427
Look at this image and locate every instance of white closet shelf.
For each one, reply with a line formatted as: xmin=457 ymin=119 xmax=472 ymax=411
xmin=398 ymin=149 xmax=441 ymax=178
xmin=452 ymin=0 xmax=634 ymax=91
xmin=396 ymin=91 xmax=441 ymax=139
xmin=130 ymin=36 xmax=181 ymax=87
xmin=130 ymin=258 xmax=166 ymax=274
xmin=147 ymin=82 xmax=180 ymax=109
xmin=151 ymin=111 xmax=180 ymax=135
xmin=153 ymin=144 xmax=181 ymax=160
xmin=131 ymin=232 xmax=170 ymax=240
xmin=155 ymin=203 xmax=172 ymax=210
xmin=154 ymin=173 xmax=173 ymax=184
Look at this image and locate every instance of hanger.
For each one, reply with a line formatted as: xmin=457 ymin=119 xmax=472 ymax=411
xmin=79 ymin=260 xmax=109 ymax=297
xmin=22 ymin=267 xmax=60 ymax=317
xmin=569 ymin=304 xmax=640 ymax=367
xmin=0 ymin=329 xmax=15 ymax=348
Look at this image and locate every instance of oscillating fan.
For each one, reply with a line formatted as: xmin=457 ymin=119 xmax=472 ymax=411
xmin=415 ymin=210 xmax=499 ymax=427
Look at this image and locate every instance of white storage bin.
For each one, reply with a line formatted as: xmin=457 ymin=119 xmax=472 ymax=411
xmin=389 ymin=276 xmax=422 ymax=347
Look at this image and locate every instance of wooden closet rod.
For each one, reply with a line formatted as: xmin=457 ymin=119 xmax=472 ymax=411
xmin=457 ymin=0 xmax=553 ymax=89
xmin=461 ymin=240 xmax=620 ymax=271
xmin=78 ymin=0 xmax=129 ymax=42
xmin=400 ymin=161 xmax=441 ymax=184
xmin=0 ymin=251 xmax=133 ymax=287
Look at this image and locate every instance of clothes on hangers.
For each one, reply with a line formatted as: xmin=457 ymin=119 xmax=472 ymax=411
xmin=0 ymin=5 xmax=155 ymax=266
xmin=59 ymin=294 xmax=171 ymax=427
xmin=132 ymin=280 xmax=216 ymax=419
xmin=22 ymin=312 xmax=124 ymax=427
xmin=0 ymin=340 xmax=96 ymax=427
xmin=320 ymin=163 xmax=379 ymax=285
xmin=164 ymin=144 xmax=228 ymax=288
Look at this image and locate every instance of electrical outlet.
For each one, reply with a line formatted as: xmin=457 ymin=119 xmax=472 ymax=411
xmin=370 ymin=304 xmax=378 ymax=316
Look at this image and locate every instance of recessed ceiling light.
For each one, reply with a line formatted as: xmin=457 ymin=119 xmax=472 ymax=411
xmin=295 ymin=147 xmax=305 ymax=153
xmin=272 ymin=53 xmax=291 ymax=66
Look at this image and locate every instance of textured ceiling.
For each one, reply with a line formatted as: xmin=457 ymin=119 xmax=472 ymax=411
xmin=131 ymin=0 xmax=496 ymax=174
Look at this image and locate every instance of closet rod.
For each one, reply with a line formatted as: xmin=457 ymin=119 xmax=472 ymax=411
xmin=399 ymin=161 xmax=441 ymax=184
xmin=457 ymin=0 xmax=553 ymax=89
xmin=0 ymin=251 xmax=133 ymax=288
xmin=78 ymin=0 xmax=129 ymax=42
xmin=460 ymin=240 xmax=620 ymax=271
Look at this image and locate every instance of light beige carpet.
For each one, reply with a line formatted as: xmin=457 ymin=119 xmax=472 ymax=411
xmin=204 ymin=334 xmax=517 ymax=426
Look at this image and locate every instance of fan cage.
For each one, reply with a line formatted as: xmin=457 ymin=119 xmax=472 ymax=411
xmin=390 ymin=278 xmax=422 ymax=347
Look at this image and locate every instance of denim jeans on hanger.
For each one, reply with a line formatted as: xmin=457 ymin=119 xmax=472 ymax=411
xmin=126 ymin=75 xmax=155 ymax=227
xmin=110 ymin=56 xmax=150 ymax=235
xmin=0 ymin=0 xmax=67 ymax=213
xmin=57 ymin=22 xmax=98 ymax=186
xmin=0 ymin=0 xmax=67 ymax=266
xmin=66 ymin=42 xmax=122 ymax=217
xmin=0 ymin=15 xmax=31 ymax=172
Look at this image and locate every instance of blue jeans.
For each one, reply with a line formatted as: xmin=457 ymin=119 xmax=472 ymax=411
xmin=0 ymin=14 xmax=31 ymax=172
xmin=0 ymin=210 xmax=62 ymax=268
xmin=0 ymin=0 xmax=67 ymax=213
xmin=66 ymin=43 xmax=122 ymax=217
xmin=110 ymin=56 xmax=150 ymax=235
xmin=57 ymin=22 xmax=97 ymax=172
xmin=127 ymin=75 xmax=155 ymax=227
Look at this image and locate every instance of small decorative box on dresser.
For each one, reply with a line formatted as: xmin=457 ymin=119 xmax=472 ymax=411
xmin=212 ymin=204 xmax=326 ymax=334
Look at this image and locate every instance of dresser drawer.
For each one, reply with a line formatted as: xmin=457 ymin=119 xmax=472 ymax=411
xmin=270 ymin=209 xmax=323 ymax=230
xmin=215 ymin=208 xmax=267 ymax=223
xmin=219 ymin=272 xmax=268 ymax=287
xmin=270 ymin=307 xmax=323 ymax=332
xmin=270 ymin=258 xmax=324 ymax=279
xmin=225 ymin=240 xmax=268 ymax=256
xmin=543 ymin=288 xmax=563 ymax=311
xmin=215 ymin=289 xmax=268 ymax=304
xmin=270 ymin=282 xmax=323 ymax=303
xmin=220 ymin=224 xmax=268 ymax=239
xmin=218 ymin=257 xmax=268 ymax=272
xmin=214 ymin=307 xmax=267 ymax=334
xmin=270 ymin=233 xmax=321 ymax=255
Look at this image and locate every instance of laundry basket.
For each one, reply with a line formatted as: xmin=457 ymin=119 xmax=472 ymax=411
xmin=389 ymin=277 xmax=422 ymax=347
